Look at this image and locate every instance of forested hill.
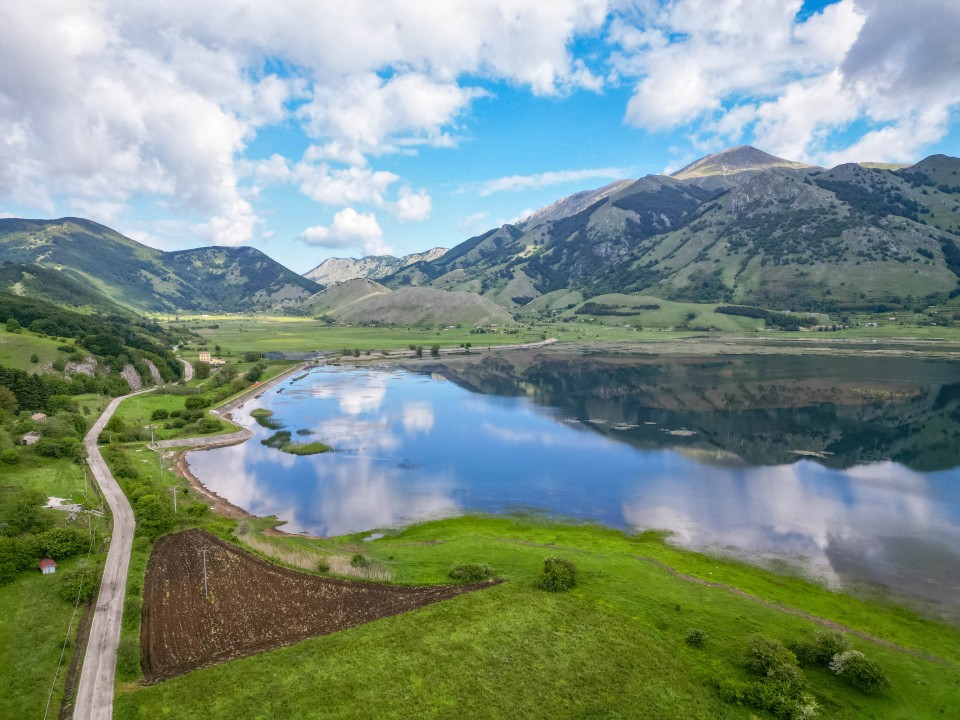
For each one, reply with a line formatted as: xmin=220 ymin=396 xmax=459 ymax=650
xmin=0 ymin=218 xmax=320 ymax=313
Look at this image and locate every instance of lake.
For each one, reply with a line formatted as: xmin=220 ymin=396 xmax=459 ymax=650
xmin=187 ymin=350 xmax=960 ymax=618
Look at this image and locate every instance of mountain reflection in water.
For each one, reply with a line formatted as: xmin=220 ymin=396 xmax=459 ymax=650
xmin=187 ymin=353 xmax=960 ymax=620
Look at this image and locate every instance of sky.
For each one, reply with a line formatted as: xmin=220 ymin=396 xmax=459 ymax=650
xmin=1 ymin=0 xmax=959 ymax=273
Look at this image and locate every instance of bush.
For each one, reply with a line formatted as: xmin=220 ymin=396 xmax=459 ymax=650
xmin=685 ymin=628 xmax=707 ymax=648
xmin=150 ymin=409 xmax=169 ymax=420
xmin=197 ymin=417 xmax=222 ymax=434
xmin=58 ymin=559 xmax=102 ymax=603
xmin=122 ymin=596 xmax=142 ymax=630
xmin=535 ymin=557 xmax=576 ymax=592
xmin=29 ymin=353 xmax=39 ymax=363
xmin=793 ymin=630 xmax=851 ymax=666
xmin=116 ymin=638 xmax=141 ymax=678
xmin=184 ymin=395 xmax=211 ymax=411
xmin=350 ymin=553 xmax=369 ymax=568
xmin=0 ymin=448 xmax=20 ymax=464
xmin=746 ymin=634 xmax=799 ymax=677
xmin=449 ymin=563 xmax=494 ymax=583
xmin=37 ymin=526 xmax=88 ymax=559
xmin=830 ymin=650 xmax=890 ymax=694
xmin=316 ymin=556 xmax=330 ymax=573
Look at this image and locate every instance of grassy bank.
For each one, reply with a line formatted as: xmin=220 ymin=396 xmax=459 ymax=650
xmin=114 ymin=515 xmax=959 ymax=719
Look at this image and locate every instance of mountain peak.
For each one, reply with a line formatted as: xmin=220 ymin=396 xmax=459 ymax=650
xmin=671 ymin=146 xmax=815 ymax=180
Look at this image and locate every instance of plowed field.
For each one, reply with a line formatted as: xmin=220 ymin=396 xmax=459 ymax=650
xmin=141 ymin=529 xmax=494 ymax=680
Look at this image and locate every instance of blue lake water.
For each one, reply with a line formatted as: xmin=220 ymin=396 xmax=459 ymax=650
xmin=187 ymin=353 xmax=960 ymax=617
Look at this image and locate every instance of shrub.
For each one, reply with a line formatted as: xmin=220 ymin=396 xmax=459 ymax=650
xmin=685 ymin=628 xmax=707 ymax=648
xmin=29 ymin=353 xmax=39 ymax=363
xmin=316 ymin=556 xmax=330 ymax=573
xmin=122 ymin=596 xmax=142 ymax=630
xmin=0 ymin=448 xmax=20 ymax=464
xmin=746 ymin=634 xmax=799 ymax=677
xmin=449 ymin=563 xmax=494 ymax=583
xmin=58 ymin=559 xmax=102 ymax=603
xmin=350 ymin=553 xmax=369 ymax=568
xmin=184 ymin=395 xmax=211 ymax=411
xmin=150 ymin=409 xmax=169 ymax=420
xmin=116 ymin=638 xmax=141 ymax=677
xmin=535 ymin=557 xmax=576 ymax=592
xmin=793 ymin=630 xmax=851 ymax=666
xmin=830 ymin=650 xmax=890 ymax=694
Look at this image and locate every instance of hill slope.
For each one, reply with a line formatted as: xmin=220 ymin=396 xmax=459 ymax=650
xmin=300 ymin=280 xmax=512 ymax=327
xmin=386 ymin=147 xmax=960 ymax=312
xmin=304 ymin=248 xmax=447 ymax=285
xmin=0 ymin=218 xmax=320 ymax=313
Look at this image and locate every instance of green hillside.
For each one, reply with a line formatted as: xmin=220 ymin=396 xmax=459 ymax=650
xmin=0 ymin=218 xmax=320 ymax=313
xmin=300 ymin=280 xmax=513 ymax=327
xmin=386 ymin=148 xmax=960 ymax=314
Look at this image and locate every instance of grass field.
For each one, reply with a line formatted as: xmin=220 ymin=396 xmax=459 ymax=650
xmin=166 ymin=316 xmax=550 ymax=355
xmin=114 ymin=515 xmax=960 ymax=720
xmin=0 ymin=327 xmax=81 ymax=372
xmin=0 ymin=456 xmax=103 ymax=718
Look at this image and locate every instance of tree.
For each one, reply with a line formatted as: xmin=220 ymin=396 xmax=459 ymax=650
xmin=29 ymin=353 xmax=39 ymax=364
xmin=193 ymin=361 xmax=211 ymax=380
xmin=415 ymin=345 xmax=423 ymax=358
xmin=431 ymin=344 xmax=440 ymax=357
xmin=135 ymin=494 xmax=174 ymax=538
xmin=0 ymin=385 xmax=17 ymax=413
xmin=5 ymin=318 xmax=20 ymax=333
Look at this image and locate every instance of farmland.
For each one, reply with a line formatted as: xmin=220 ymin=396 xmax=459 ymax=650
xmin=141 ymin=529 xmax=496 ymax=680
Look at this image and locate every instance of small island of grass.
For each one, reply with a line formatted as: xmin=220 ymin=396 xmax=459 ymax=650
xmin=261 ymin=431 xmax=331 ymax=455
xmin=250 ymin=408 xmax=284 ymax=429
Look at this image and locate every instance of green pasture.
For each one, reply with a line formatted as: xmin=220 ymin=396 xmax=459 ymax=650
xmin=115 ymin=515 xmax=960 ymax=720
xmin=0 ymin=327 xmax=81 ymax=372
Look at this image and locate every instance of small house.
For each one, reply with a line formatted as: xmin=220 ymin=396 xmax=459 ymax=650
xmin=31 ymin=412 xmax=47 ymax=422
xmin=39 ymin=559 xmax=57 ymax=575
xmin=20 ymin=431 xmax=41 ymax=445
xmin=198 ymin=351 xmax=212 ymax=362
xmin=209 ymin=357 xmax=226 ymax=367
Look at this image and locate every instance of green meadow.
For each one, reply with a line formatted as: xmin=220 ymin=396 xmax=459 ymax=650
xmin=114 ymin=515 xmax=960 ymax=720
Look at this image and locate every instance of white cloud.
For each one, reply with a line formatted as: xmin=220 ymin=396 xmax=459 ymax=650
xmin=0 ymin=0 xmax=611 ymax=246
xmin=613 ymin=0 xmax=960 ymax=164
xmin=391 ymin=186 xmax=432 ymax=222
xmin=299 ymin=208 xmax=390 ymax=256
xmin=479 ymin=167 xmax=629 ymax=196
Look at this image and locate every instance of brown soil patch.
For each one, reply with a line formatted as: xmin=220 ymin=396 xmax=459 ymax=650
xmin=142 ymin=529 xmax=496 ymax=681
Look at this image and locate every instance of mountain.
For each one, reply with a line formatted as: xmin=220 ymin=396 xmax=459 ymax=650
xmin=298 ymin=279 xmax=512 ymax=327
xmin=671 ymin=145 xmax=816 ymax=180
xmin=0 ymin=218 xmax=320 ymax=313
xmin=303 ymin=247 xmax=448 ymax=285
xmin=382 ymin=147 xmax=960 ymax=313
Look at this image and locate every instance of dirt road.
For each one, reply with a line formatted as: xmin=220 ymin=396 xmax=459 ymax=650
xmin=73 ymin=389 xmax=150 ymax=720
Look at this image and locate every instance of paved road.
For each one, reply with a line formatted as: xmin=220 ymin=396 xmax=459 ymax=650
xmin=181 ymin=358 xmax=193 ymax=382
xmin=74 ymin=390 xmax=149 ymax=720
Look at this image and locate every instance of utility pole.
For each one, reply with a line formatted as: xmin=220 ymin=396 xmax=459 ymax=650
xmin=200 ymin=546 xmax=209 ymax=597
xmin=169 ymin=485 xmax=177 ymax=514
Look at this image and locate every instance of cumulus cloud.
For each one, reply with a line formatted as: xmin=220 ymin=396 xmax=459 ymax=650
xmin=299 ymin=208 xmax=390 ymax=256
xmin=613 ymin=0 xmax=960 ymax=164
xmin=478 ymin=167 xmax=629 ymax=196
xmin=0 ymin=0 xmax=610 ymax=247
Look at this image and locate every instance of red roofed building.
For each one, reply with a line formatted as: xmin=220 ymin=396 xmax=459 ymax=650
xmin=39 ymin=558 xmax=57 ymax=575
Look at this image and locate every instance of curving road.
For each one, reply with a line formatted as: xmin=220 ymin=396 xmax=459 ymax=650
xmin=180 ymin=358 xmax=194 ymax=382
xmin=73 ymin=390 xmax=149 ymax=720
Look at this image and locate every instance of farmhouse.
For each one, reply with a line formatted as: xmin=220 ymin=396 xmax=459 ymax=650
xmin=39 ymin=559 xmax=57 ymax=575
xmin=20 ymin=431 xmax=41 ymax=445
xmin=198 ymin=351 xmax=211 ymax=362
xmin=31 ymin=412 xmax=47 ymax=422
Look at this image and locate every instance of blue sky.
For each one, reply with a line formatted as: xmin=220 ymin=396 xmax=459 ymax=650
xmin=1 ymin=0 xmax=959 ymax=273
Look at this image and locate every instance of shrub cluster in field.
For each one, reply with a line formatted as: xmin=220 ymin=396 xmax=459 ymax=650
xmin=535 ymin=557 xmax=576 ymax=592
xmin=448 ymin=563 xmax=494 ymax=583
xmin=103 ymin=445 xmax=210 ymax=540
xmin=717 ymin=631 xmax=890 ymax=719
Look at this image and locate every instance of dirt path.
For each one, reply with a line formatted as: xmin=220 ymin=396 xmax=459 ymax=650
xmin=636 ymin=556 xmax=948 ymax=664
xmin=74 ymin=388 xmax=152 ymax=720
